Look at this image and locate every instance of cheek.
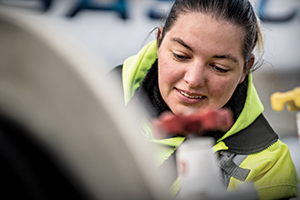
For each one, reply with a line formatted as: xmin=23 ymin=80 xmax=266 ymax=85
xmin=158 ymin=60 xmax=169 ymax=83
xmin=210 ymin=78 xmax=239 ymax=105
xmin=158 ymin=60 xmax=173 ymax=99
xmin=210 ymin=65 xmax=245 ymax=98
xmin=157 ymin=51 xmax=180 ymax=88
xmin=158 ymin=61 xmax=185 ymax=92
xmin=216 ymin=79 xmax=234 ymax=92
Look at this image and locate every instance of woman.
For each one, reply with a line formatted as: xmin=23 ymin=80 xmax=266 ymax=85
xmin=111 ymin=0 xmax=298 ymax=199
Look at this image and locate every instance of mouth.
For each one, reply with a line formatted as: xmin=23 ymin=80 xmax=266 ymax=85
xmin=175 ymin=88 xmax=207 ymax=106
xmin=175 ymin=88 xmax=207 ymax=104
xmin=179 ymin=90 xmax=203 ymax=99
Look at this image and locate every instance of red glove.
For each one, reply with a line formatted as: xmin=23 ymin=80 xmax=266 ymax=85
xmin=152 ymin=108 xmax=233 ymax=139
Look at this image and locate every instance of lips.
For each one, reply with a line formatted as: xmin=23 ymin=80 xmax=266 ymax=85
xmin=179 ymin=90 xmax=203 ymax=99
xmin=176 ymin=88 xmax=206 ymax=104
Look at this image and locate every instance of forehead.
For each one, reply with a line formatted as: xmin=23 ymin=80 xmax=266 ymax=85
xmin=164 ymin=12 xmax=245 ymax=60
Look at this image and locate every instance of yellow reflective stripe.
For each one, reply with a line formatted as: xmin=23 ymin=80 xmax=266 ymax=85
xmin=169 ymin=177 xmax=180 ymax=198
xmin=152 ymin=138 xmax=228 ymax=164
xmin=141 ymin=117 xmax=154 ymax=140
xmin=151 ymin=144 xmax=176 ymax=165
xmin=151 ymin=137 xmax=185 ymax=165
xmin=151 ymin=137 xmax=185 ymax=147
xmin=213 ymin=141 xmax=229 ymax=152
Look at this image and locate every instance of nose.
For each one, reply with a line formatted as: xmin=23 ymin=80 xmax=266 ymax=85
xmin=184 ymin=63 xmax=206 ymax=87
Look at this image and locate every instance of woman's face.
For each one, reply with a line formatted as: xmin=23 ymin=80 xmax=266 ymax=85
xmin=157 ymin=13 xmax=252 ymax=116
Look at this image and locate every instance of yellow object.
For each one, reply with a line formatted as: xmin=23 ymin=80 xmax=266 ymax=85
xmin=271 ymin=87 xmax=300 ymax=111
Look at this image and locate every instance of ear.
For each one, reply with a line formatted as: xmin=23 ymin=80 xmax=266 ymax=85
xmin=156 ymin=27 xmax=163 ymax=48
xmin=239 ymin=54 xmax=255 ymax=84
xmin=248 ymin=54 xmax=255 ymax=70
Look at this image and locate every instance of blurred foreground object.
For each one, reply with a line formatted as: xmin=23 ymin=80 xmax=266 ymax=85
xmin=175 ymin=137 xmax=258 ymax=200
xmin=152 ymin=108 xmax=233 ymax=139
xmin=175 ymin=137 xmax=225 ymax=199
xmin=0 ymin=6 xmax=170 ymax=200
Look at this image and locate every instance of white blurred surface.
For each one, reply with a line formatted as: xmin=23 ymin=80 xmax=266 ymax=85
xmin=0 ymin=5 xmax=171 ymax=199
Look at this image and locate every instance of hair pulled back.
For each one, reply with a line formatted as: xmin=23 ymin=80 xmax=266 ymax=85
xmin=158 ymin=0 xmax=263 ymax=71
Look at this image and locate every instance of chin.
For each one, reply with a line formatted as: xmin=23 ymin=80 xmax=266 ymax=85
xmin=170 ymin=105 xmax=197 ymax=116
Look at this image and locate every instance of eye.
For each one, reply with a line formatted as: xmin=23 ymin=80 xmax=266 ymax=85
xmin=172 ymin=52 xmax=190 ymax=61
xmin=210 ymin=64 xmax=229 ymax=73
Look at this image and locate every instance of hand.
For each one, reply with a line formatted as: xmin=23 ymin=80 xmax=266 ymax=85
xmin=152 ymin=108 xmax=233 ymax=139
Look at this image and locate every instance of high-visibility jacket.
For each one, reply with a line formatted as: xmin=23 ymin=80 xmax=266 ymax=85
xmin=121 ymin=40 xmax=298 ymax=200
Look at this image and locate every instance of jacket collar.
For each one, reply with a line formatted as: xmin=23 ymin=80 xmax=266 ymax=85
xmin=123 ymin=40 xmax=158 ymax=104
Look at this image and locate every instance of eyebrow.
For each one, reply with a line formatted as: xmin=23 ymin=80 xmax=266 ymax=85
xmin=170 ymin=37 xmax=240 ymax=65
xmin=171 ymin=37 xmax=194 ymax=52
xmin=213 ymin=54 xmax=240 ymax=65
